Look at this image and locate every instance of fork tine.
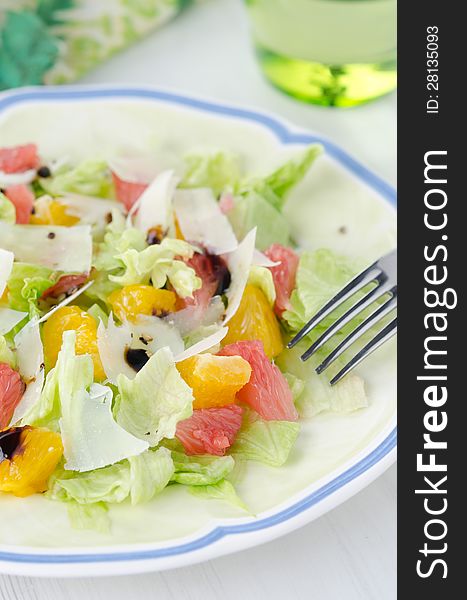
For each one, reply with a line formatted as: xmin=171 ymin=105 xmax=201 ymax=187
xmin=287 ymin=264 xmax=382 ymax=349
xmin=316 ymin=293 xmax=397 ymax=374
xmin=329 ymin=318 xmax=397 ymax=385
xmin=300 ymin=281 xmax=395 ymax=362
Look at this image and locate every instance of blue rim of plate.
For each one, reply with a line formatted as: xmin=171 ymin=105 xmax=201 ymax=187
xmin=0 ymin=87 xmax=397 ymax=566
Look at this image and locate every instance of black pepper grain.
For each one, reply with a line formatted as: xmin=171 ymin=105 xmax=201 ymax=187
xmin=37 ymin=166 xmax=51 ymax=178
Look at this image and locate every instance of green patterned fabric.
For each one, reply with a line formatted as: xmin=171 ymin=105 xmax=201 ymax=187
xmin=0 ymin=0 xmax=190 ymax=90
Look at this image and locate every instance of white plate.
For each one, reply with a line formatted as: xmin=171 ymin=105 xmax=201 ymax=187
xmin=0 ymin=86 xmax=396 ymax=578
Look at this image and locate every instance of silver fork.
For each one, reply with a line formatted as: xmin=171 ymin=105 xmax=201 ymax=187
xmin=287 ymin=249 xmax=397 ymax=385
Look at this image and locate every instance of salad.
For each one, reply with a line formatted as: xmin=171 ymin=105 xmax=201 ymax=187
xmin=0 ymin=142 xmax=368 ymax=531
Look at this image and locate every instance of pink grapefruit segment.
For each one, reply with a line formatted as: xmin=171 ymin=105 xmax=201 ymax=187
xmin=0 ymin=144 xmax=39 ymax=174
xmin=0 ymin=363 xmax=26 ymax=430
xmin=4 ymin=185 xmax=35 ymax=224
xmin=176 ymin=405 xmax=243 ymax=456
xmin=219 ymin=340 xmax=298 ymax=422
xmin=111 ymin=172 xmax=148 ymax=211
xmin=264 ymin=244 xmax=299 ymax=317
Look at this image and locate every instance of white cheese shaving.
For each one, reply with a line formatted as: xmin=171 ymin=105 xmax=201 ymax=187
xmin=37 ymin=281 xmax=94 ymax=325
xmin=0 ymin=248 xmax=14 ymax=298
xmin=97 ymin=314 xmax=134 ymax=384
xmin=57 ymin=194 xmax=123 ymax=226
xmin=97 ymin=313 xmax=184 ymax=384
xmin=174 ymin=188 xmax=238 ymax=254
xmin=175 ymin=327 xmax=228 ymax=362
xmin=223 ymin=228 xmax=257 ymax=324
xmin=0 ymin=308 xmax=28 ymax=336
xmin=253 ymin=249 xmax=280 ymax=268
xmin=61 ymin=382 xmax=149 ymax=472
xmin=134 ymin=170 xmax=179 ymax=234
xmin=0 ymin=168 xmax=36 ymax=188
xmin=11 ymin=321 xmax=45 ymax=424
xmin=0 ymin=223 xmax=93 ymax=273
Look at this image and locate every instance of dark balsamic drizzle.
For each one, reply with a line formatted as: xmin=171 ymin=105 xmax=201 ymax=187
xmin=0 ymin=428 xmax=24 ymax=463
xmin=125 ymin=348 xmax=150 ymax=372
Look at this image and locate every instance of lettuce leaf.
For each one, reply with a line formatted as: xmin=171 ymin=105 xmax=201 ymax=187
xmin=41 ymin=159 xmax=113 ymax=199
xmin=240 ymin=145 xmax=322 ymax=212
xmin=0 ymin=192 xmax=15 ymax=223
xmin=49 ymin=447 xmax=174 ymax=507
xmin=128 ymin=447 xmax=174 ymax=505
xmin=181 ymin=152 xmax=241 ymax=196
xmin=171 ymin=452 xmax=235 ymax=486
xmin=22 ymin=329 xmax=91 ymax=431
xmin=93 ymin=210 xmax=147 ymax=272
xmin=189 ymin=479 xmax=249 ymax=512
xmin=228 ymin=191 xmax=290 ymax=251
xmin=282 ymin=249 xmax=363 ymax=333
xmin=276 ymin=341 xmax=368 ymax=417
xmin=247 ymin=265 xmax=276 ymax=306
xmin=6 ymin=262 xmax=53 ymax=318
xmin=114 ymin=347 xmax=193 ymax=446
xmin=109 ymin=239 xmax=201 ymax=298
xmin=230 ymin=417 xmax=300 ymax=467
xmin=67 ymin=502 xmax=110 ymax=533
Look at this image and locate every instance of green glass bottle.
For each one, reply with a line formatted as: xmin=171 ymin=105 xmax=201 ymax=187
xmin=245 ymin=0 xmax=397 ymax=107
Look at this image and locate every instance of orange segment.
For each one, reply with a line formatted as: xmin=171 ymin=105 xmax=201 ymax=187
xmin=177 ymin=354 xmax=251 ymax=409
xmin=42 ymin=306 xmax=105 ymax=380
xmin=223 ymin=284 xmax=284 ymax=359
xmin=30 ymin=199 xmax=80 ymax=226
xmin=0 ymin=427 xmax=63 ymax=497
xmin=108 ymin=285 xmax=176 ymax=322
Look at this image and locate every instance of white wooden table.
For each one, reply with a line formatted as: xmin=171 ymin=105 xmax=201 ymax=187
xmin=0 ymin=1 xmax=396 ymax=598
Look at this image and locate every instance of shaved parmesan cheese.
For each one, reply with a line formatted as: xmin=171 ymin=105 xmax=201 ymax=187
xmin=0 ymin=249 xmax=14 ymax=298
xmin=0 ymin=223 xmax=92 ymax=273
xmin=253 ymin=249 xmax=280 ymax=268
xmin=11 ymin=321 xmax=45 ymax=424
xmin=175 ymin=327 xmax=228 ymax=362
xmin=130 ymin=316 xmax=184 ymax=357
xmin=97 ymin=313 xmax=184 ymax=384
xmin=174 ymin=188 xmax=238 ymax=254
xmin=134 ymin=170 xmax=179 ymax=234
xmin=58 ymin=194 xmax=123 ymax=226
xmin=97 ymin=314 xmax=134 ymax=384
xmin=61 ymin=382 xmax=149 ymax=472
xmin=37 ymin=281 xmax=94 ymax=324
xmin=0 ymin=168 xmax=36 ymax=188
xmin=0 ymin=308 xmax=27 ymax=336
xmin=223 ymin=228 xmax=257 ymax=324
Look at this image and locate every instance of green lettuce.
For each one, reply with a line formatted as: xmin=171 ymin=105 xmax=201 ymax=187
xmin=93 ymin=210 xmax=147 ymax=272
xmin=189 ymin=480 xmax=249 ymax=512
xmin=0 ymin=335 xmax=16 ymax=368
xmin=228 ymin=191 xmax=290 ymax=251
xmin=50 ymin=447 xmax=174 ymax=506
xmin=41 ymin=159 xmax=113 ymax=198
xmin=181 ymin=152 xmax=241 ymax=196
xmin=114 ymin=347 xmax=193 ymax=446
xmin=230 ymin=417 xmax=300 ymax=467
xmin=109 ymin=239 xmax=201 ymax=298
xmin=240 ymin=145 xmax=322 ymax=212
xmin=22 ymin=329 xmax=93 ymax=430
xmin=67 ymin=502 xmax=110 ymax=533
xmin=248 ymin=265 xmax=276 ymax=306
xmin=7 ymin=262 xmax=53 ymax=318
xmin=276 ymin=342 xmax=368 ymax=417
xmin=171 ymin=452 xmax=235 ymax=486
xmin=282 ymin=249 xmax=363 ymax=333
xmin=0 ymin=193 xmax=15 ymax=223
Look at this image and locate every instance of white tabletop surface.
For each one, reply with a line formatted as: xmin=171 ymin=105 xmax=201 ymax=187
xmin=0 ymin=1 xmax=396 ymax=598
